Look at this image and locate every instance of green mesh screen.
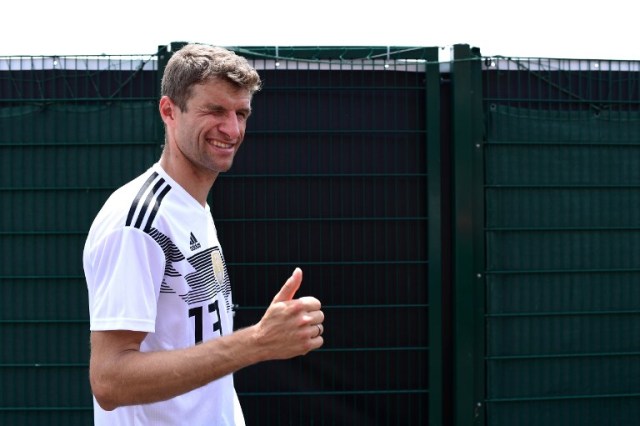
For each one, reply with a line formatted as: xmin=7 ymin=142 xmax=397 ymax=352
xmin=483 ymin=59 xmax=640 ymax=426
xmin=214 ymin=52 xmax=430 ymax=425
xmin=0 ymin=54 xmax=164 ymax=424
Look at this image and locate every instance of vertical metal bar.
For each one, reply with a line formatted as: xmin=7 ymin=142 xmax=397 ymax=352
xmin=470 ymin=47 xmax=486 ymax=426
xmin=451 ymin=44 xmax=485 ymax=426
xmin=426 ymin=46 xmax=443 ymax=426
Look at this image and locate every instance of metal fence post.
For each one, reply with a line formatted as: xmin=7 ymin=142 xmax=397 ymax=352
xmin=451 ymin=43 xmax=486 ymax=426
xmin=427 ymin=46 xmax=444 ymax=426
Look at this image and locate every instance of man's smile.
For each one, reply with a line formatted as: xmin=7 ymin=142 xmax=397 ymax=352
xmin=209 ymin=139 xmax=234 ymax=149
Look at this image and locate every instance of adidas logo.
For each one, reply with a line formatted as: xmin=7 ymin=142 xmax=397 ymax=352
xmin=189 ymin=232 xmax=201 ymax=251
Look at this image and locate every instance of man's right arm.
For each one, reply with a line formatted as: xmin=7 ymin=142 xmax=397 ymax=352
xmin=90 ymin=268 xmax=324 ymax=411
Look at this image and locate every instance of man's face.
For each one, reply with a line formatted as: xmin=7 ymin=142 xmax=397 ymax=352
xmin=172 ymin=78 xmax=253 ymax=176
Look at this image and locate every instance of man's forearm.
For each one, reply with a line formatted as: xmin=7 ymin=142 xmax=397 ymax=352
xmin=90 ymin=326 xmax=261 ymax=411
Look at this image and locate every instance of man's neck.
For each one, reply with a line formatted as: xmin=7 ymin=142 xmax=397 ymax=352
xmin=159 ymin=154 xmax=217 ymax=207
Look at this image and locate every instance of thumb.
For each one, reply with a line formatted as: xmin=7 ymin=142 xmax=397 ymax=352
xmin=272 ymin=267 xmax=303 ymax=303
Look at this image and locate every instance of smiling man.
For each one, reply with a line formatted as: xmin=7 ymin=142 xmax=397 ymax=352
xmin=83 ymin=44 xmax=325 ymax=425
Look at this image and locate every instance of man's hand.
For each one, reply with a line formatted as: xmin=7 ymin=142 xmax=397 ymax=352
xmin=254 ymin=268 xmax=324 ymax=359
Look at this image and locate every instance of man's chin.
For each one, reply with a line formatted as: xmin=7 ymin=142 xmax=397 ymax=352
xmin=215 ymin=163 xmax=234 ymax=174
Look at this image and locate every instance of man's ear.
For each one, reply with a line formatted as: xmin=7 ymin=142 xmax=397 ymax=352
xmin=159 ymin=96 xmax=176 ymax=125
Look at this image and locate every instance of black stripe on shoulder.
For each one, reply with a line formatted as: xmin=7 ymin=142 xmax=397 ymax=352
xmin=134 ymin=178 xmax=166 ymax=229
xmin=126 ymin=172 xmax=160 ymax=227
xmin=143 ymin=184 xmax=172 ymax=233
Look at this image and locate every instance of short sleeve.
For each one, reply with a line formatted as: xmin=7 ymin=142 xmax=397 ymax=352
xmin=85 ymin=227 xmax=165 ymax=332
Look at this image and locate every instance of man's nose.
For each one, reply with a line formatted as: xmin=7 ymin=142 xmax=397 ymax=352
xmin=218 ymin=112 xmax=241 ymax=139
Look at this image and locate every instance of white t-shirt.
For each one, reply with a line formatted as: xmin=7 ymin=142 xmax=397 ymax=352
xmin=83 ymin=163 xmax=245 ymax=425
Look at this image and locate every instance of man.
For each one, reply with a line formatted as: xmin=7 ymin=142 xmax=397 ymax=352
xmin=83 ymin=43 xmax=324 ymax=425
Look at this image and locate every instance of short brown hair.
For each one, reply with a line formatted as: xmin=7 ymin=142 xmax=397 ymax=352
xmin=161 ymin=44 xmax=262 ymax=111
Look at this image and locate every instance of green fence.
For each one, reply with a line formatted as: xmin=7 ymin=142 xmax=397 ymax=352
xmin=0 ymin=44 xmax=433 ymax=425
xmin=0 ymin=53 xmax=163 ymax=425
xmin=217 ymin=46 xmax=433 ymax=425
xmin=2 ymin=43 xmax=640 ymax=426
xmin=482 ymin=57 xmax=640 ymax=425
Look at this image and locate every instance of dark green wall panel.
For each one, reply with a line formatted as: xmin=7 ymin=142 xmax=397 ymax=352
xmin=0 ymin=366 xmax=91 ymax=406
xmin=483 ymin=72 xmax=640 ymax=425
xmin=0 ymin=279 xmax=87 ymax=320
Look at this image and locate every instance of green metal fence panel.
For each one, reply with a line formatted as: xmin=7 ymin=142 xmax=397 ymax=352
xmin=216 ymin=48 xmax=431 ymax=425
xmin=0 ymin=45 xmax=432 ymax=425
xmin=482 ymin=58 xmax=640 ymax=426
xmin=0 ymin=54 xmax=162 ymax=425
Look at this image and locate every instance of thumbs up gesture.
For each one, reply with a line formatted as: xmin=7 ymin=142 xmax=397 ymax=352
xmin=272 ymin=267 xmax=304 ymax=303
xmin=254 ymin=268 xmax=324 ymax=360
